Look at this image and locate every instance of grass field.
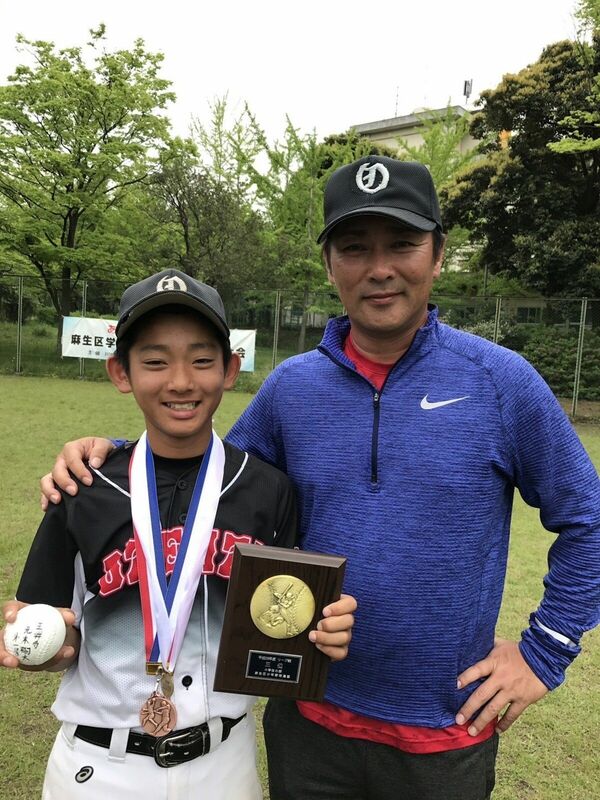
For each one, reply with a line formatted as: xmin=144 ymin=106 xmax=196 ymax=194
xmin=0 ymin=374 xmax=599 ymax=799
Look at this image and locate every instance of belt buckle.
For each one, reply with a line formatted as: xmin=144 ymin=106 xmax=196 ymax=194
xmin=153 ymin=725 xmax=209 ymax=768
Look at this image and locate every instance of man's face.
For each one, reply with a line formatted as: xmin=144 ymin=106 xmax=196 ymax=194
xmin=326 ymin=216 xmax=444 ymax=345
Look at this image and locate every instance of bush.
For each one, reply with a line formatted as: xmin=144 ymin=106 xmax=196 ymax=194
xmin=31 ymin=323 xmax=53 ymax=338
xmin=521 ymin=327 xmax=600 ymax=401
xmin=442 ymin=311 xmax=599 ymax=401
xmin=33 ymin=305 xmax=59 ymax=326
xmin=234 ymin=372 xmax=266 ymax=394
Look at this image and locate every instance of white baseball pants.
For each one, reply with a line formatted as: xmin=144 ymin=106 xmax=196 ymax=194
xmin=42 ymin=716 xmax=262 ymax=800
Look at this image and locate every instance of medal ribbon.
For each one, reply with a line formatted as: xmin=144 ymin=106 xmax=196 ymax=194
xmin=130 ymin=431 xmax=225 ymax=672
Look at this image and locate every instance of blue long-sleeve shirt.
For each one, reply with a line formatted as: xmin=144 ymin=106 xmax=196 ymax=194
xmin=227 ymin=308 xmax=600 ymax=727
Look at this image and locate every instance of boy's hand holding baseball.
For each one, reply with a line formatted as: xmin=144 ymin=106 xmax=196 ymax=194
xmin=1 ymin=600 xmax=80 ymax=672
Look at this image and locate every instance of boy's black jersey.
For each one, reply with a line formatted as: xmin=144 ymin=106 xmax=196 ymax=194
xmin=17 ymin=441 xmax=297 ymax=729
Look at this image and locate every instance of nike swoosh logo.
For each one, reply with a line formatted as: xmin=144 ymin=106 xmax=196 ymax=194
xmin=420 ymin=394 xmax=470 ymax=410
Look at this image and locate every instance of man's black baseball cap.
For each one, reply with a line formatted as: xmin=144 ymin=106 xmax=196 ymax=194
xmin=116 ymin=269 xmax=229 ymax=340
xmin=317 ymin=156 xmax=443 ymax=243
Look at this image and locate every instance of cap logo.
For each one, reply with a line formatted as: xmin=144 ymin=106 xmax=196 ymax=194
xmin=356 ymin=162 xmax=389 ymax=194
xmin=157 ymin=275 xmax=187 ymax=293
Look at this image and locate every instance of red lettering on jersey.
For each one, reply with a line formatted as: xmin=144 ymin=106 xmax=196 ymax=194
xmin=203 ymin=528 xmax=221 ymax=575
xmin=216 ymin=531 xmax=255 ymax=578
xmin=98 ymin=528 xmax=265 ymax=595
xmin=123 ymin=538 xmax=139 ymax=586
xmin=98 ymin=549 xmax=126 ymax=596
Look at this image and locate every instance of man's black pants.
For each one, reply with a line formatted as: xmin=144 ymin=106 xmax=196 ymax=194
xmin=264 ymin=698 xmax=498 ymax=800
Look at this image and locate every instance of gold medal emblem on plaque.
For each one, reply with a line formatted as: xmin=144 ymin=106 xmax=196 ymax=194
xmin=250 ymin=575 xmax=315 ymax=639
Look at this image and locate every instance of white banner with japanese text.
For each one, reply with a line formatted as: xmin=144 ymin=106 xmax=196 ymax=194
xmin=230 ymin=329 xmax=256 ymax=372
xmin=62 ymin=317 xmax=118 ymax=360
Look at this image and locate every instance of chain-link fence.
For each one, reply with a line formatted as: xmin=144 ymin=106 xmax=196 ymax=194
xmin=1 ymin=275 xmax=598 ymax=420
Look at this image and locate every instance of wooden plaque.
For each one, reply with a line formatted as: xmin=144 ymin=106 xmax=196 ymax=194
xmin=214 ymin=543 xmax=346 ymax=701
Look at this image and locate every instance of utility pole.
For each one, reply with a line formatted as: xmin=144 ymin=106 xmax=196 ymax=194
xmin=463 ymin=79 xmax=473 ymax=105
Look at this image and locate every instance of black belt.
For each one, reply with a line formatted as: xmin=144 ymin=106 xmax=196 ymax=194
xmin=74 ymin=715 xmax=245 ymax=768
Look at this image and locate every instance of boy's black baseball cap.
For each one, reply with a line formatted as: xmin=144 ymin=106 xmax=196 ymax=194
xmin=116 ymin=269 xmax=229 ymax=339
xmin=317 ymin=156 xmax=443 ymax=243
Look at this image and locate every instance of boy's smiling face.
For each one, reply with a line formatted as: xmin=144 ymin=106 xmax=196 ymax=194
xmin=107 ymin=311 xmax=240 ymax=458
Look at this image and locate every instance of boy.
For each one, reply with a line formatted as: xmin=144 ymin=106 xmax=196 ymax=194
xmin=1 ymin=269 xmax=354 ymax=800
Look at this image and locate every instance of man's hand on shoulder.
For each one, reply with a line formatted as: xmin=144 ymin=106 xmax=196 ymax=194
xmin=309 ymin=593 xmax=357 ymax=661
xmin=40 ymin=437 xmax=116 ymax=510
xmin=1 ymin=600 xmax=80 ymax=672
xmin=456 ymin=637 xmax=549 ymax=735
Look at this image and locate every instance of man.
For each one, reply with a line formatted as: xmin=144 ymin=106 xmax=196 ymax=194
xmin=40 ymin=156 xmax=600 ymax=800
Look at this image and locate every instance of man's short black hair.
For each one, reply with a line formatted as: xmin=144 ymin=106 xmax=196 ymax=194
xmin=115 ymin=304 xmax=232 ymax=374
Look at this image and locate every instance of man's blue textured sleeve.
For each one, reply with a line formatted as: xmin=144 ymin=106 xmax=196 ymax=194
xmin=501 ymin=359 xmax=600 ymax=689
xmin=226 ymin=367 xmax=284 ymax=471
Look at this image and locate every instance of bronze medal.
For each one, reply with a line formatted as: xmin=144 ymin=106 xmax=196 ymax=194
xmin=140 ymin=691 xmax=177 ymax=737
xmin=250 ymin=574 xmax=315 ymax=639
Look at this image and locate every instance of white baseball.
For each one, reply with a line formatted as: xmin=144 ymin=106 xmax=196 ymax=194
xmin=4 ymin=604 xmax=67 ymax=666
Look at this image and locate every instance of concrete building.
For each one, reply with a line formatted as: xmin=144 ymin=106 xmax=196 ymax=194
xmin=352 ymin=105 xmax=478 ymax=156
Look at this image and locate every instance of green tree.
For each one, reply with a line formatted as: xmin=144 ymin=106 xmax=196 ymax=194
xmin=225 ymin=115 xmax=327 ymax=351
xmin=0 ymin=27 xmax=174 ymax=333
xmin=549 ymin=1 xmax=600 ymax=158
xmin=146 ymin=136 xmax=272 ymax=300
xmin=397 ymin=106 xmax=477 ymax=189
xmin=192 ymin=96 xmax=262 ymax=203
xmin=576 ymin=0 xmax=600 ymax=31
xmin=247 ymin=124 xmax=397 ymax=350
xmin=396 ymin=105 xmax=479 ymax=270
xmin=191 ymin=97 xmax=399 ymax=351
xmin=442 ymin=35 xmax=600 ymax=298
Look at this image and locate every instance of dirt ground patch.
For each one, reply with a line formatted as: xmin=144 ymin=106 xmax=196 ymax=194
xmin=559 ymin=398 xmax=600 ymax=422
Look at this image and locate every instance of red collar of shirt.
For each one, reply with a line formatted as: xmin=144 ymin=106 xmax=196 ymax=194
xmin=343 ymin=332 xmax=395 ymax=391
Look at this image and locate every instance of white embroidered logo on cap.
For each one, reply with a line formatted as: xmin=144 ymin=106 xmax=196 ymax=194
xmin=157 ymin=275 xmax=187 ymax=292
xmin=356 ymin=163 xmax=390 ymax=194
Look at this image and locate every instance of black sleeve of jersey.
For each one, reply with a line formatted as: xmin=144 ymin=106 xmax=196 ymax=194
xmin=274 ymin=474 xmax=298 ymax=550
xmin=16 ymin=501 xmax=78 ymax=608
